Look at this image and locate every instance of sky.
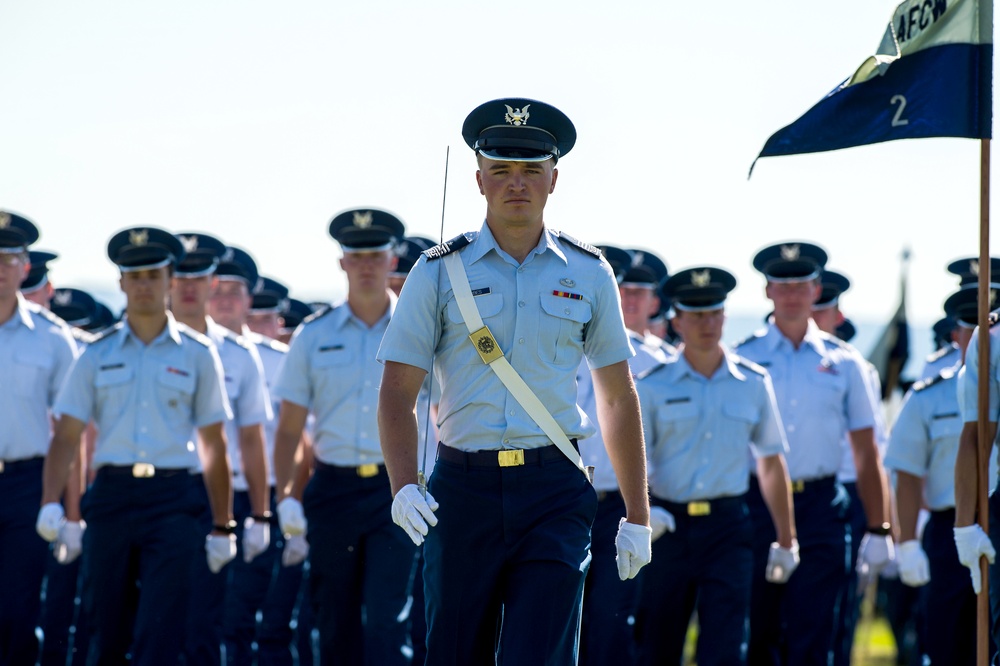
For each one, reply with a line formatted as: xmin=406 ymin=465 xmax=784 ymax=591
xmin=1 ymin=0 xmax=994 ymax=347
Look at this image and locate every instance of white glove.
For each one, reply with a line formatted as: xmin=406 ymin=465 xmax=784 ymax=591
xmin=282 ymin=533 xmax=310 ymax=567
xmin=765 ymin=540 xmax=800 ymax=584
xmin=954 ymin=524 xmax=996 ymax=594
xmin=206 ymin=534 xmax=237 ymax=574
xmin=391 ymin=484 xmax=439 ymax=546
xmin=615 ymin=518 xmax=652 ymax=580
xmin=648 ymin=506 xmax=676 ymax=543
xmin=242 ymin=517 xmax=270 ymax=563
xmin=896 ymin=540 xmax=930 ymax=587
xmin=277 ymin=497 xmax=307 ymax=537
xmin=856 ymin=533 xmax=895 ymax=579
xmin=55 ymin=521 xmax=86 ymax=564
xmin=36 ymin=503 xmax=65 ymax=542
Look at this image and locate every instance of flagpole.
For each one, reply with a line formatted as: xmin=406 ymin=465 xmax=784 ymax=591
xmin=978 ymin=136 xmax=991 ymax=666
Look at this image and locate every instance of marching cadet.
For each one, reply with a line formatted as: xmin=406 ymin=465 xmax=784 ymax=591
xmin=576 ymin=244 xmax=672 ymax=666
xmin=20 ymin=249 xmax=59 ymax=308
xmin=0 ymin=212 xmax=78 ymax=665
xmin=272 ymin=208 xmax=416 ymax=665
xmin=886 ymin=287 xmax=995 ymax=665
xmin=389 ymin=236 xmax=435 ymax=297
xmin=734 ymin=242 xmax=891 ymax=666
xmin=377 ymin=98 xmax=651 ymax=665
xmin=635 ymin=266 xmax=796 ymax=666
xmin=169 ymin=234 xmax=271 ymax=666
xmin=37 ymin=226 xmax=236 ymax=665
xmin=276 ymin=298 xmax=314 ymax=344
xmin=247 ymin=276 xmax=291 ymax=340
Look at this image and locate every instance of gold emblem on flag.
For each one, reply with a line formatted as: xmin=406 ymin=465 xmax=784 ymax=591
xmin=179 ymin=235 xmax=199 ymax=253
xmin=504 ymin=104 xmax=531 ymax=126
xmin=691 ymin=269 xmax=711 ymax=287
xmin=129 ymin=229 xmax=149 ymax=247
xmin=780 ymin=244 xmax=800 ymax=260
xmin=353 ymin=211 xmax=373 ymax=229
xmin=0 ymin=212 xmax=9 ymax=229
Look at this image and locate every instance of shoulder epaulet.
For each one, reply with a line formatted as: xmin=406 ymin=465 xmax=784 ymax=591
xmin=89 ymin=322 xmax=124 ymax=345
xmin=222 ymin=326 xmax=255 ymax=350
xmin=925 ymin=344 xmax=958 ymax=363
xmin=555 ymin=231 xmax=601 ymax=258
xmin=32 ymin=304 xmax=69 ymax=328
xmin=912 ymin=366 xmax=956 ymax=392
xmin=423 ymin=232 xmax=476 ymax=261
xmin=818 ymin=330 xmax=853 ymax=351
xmin=302 ymin=303 xmax=334 ymax=325
xmin=635 ymin=362 xmax=668 ymax=382
xmin=71 ymin=328 xmax=95 ymax=345
xmin=732 ymin=328 xmax=767 ymax=348
xmin=734 ymin=356 xmax=768 ymax=376
xmin=178 ymin=324 xmax=212 ymax=348
xmin=254 ymin=335 xmax=289 ymax=353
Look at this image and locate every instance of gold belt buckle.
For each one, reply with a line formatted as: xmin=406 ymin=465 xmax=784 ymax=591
xmin=132 ymin=463 xmax=155 ymax=478
xmin=497 ymin=450 xmax=525 ymax=467
xmin=356 ymin=463 xmax=379 ymax=478
xmin=792 ymin=480 xmax=805 ymax=493
xmin=469 ymin=326 xmax=504 ymax=364
xmin=687 ymin=501 xmax=711 ymax=517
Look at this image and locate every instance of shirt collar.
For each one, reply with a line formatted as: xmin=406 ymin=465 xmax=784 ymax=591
xmin=334 ymin=291 xmax=397 ymax=331
xmin=670 ymin=347 xmax=746 ymax=382
xmin=764 ymin=319 xmax=828 ymax=357
xmin=9 ymin=293 xmax=36 ymax=330
xmin=468 ymin=221 xmax=567 ymax=266
xmin=119 ymin=312 xmax=183 ymax=348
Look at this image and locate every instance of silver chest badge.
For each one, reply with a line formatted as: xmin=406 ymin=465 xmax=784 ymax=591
xmin=559 ymin=278 xmax=575 ymax=288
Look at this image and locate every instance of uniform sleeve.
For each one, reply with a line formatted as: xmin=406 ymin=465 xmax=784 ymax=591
xmin=582 ymin=258 xmax=634 ymax=369
xmin=377 ymin=256 xmax=441 ymax=372
xmin=883 ymin=389 xmax=930 ymax=478
xmin=235 ymin=344 xmax=271 ymax=427
xmin=961 ymin=327 xmax=1000 ymax=423
xmin=272 ymin=325 xmax=315 ymax=408
xmin=843 ymin=354 xmax=876 ymax=433
xmin=194 ymin=344 xmax=232 ymax=428
xmin=749 ymin=372 xmax=788 ymax=458
xmin=53 ymin=349 xmax=96 ymax=423
xmin=47 ymin=324 xmax=80 ymax=407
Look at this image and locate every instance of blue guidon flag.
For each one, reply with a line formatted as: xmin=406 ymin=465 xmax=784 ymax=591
xmin=751 ymin=0 xmax=992 ymax=175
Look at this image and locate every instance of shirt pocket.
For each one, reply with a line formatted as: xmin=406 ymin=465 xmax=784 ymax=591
xmin=94 ymin=366 xmax=134 ymax=422
xmin=157 ymin=367 xmax=197 ymax=426
xmin=538 ymin=294 xmax=592 ymax=366
xmin=14 ymin=351 xmax=54 ymax=399
xmin=929 ymin=414 xmax=962 ymax=442
xmin=806 ymin=365 xmax=848 ymax=415
xmin=653 ymin=400 xmax=699 ymax=443
xmin=722 ymin=400 xmax=760 ymax=439
xmin=445 ymin=293 xmax=505 ymax=364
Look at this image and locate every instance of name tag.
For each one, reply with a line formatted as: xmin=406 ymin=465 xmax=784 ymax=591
xmin=319 ymin=345 xmax=345 ymax=352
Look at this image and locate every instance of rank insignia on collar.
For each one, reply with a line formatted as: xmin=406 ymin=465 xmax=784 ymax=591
xmin=504 ymin=104 xmax=531 ymax=126
xmin=53 ymin=290 xmax=72 ymax=306
xmin=780 ymin=244 xmax=800 ymax=260
xmin=353 ymin=211 xmax=373 ymax=229
xmin=0 ymin=212 xmax=9 ymax=229
xmin=129 ymin=229 xmax=149 ymax=246
xmin=559 ymin=278 xmax=575 ymax=288
xmin=179 ymin=235 xmax=199 ymax=253
xmin=691 ymin=269 xmax=711 ymax=287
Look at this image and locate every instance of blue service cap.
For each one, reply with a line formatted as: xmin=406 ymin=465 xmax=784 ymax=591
xmin=107 ymin=227 xmax=185 ymax=272
xmin=216 ymin=246 xmax=260 ymax=290
xmin=174 ymin=232 xmax=227 ymax=277
xmin=49 ymin=287 xmax=98 ymax=327
xmin=932 ymin=315 xmax=956 ymax=348
xmin=945 ymin=286 xmax=997 ymax=328
xmin=392 ymin=236 xmax=436 ymax=276
xmin=463 ymin=98 xmax=576 ymax=163
xmin=596 ymin=245 xmax=633 ymax=283
xmin=624 ymin=248 xmax=668 ymax=287
xmin=662 ymin=266 xmax=736 ymax=312
xmin=836 ymin=318 xmax=856 ymax=343
xmin=328 ymin=208 xmax=405 ymax=252
xmin=947 ymin=256 xmax=1000 ymax=287
xmin=251 ymin=277 xmax=290 ymax=312
xmin=752 ymin=241 xmax=827 ymax=282
xmin=0 ymin=211 xmax=39 ymax=252
xmin=88 ymin=300 xmax=117 ymax=333
xmin=814 ymin=269 xmax=851 ymax=310
xmin=280 ymin=298 xmax=315 ymax=330
xmin=21 ymin=250 xmax=58 ymax=292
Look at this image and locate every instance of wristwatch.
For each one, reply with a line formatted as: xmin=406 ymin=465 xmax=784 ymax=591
xmin=212 ymin=519 xmax=238 ymax=535
xmin=866 ymin=522 xmax=891 ymax=536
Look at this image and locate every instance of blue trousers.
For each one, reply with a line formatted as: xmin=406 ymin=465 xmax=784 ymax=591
xmin=636 ymin=495 xmax=752 ymax=666
xmin=81 ymin=468 xmax=204 ymax=666
xmin=303 ymin=462 xmax=416 ymax=666
xmin=831 ymin=481 xmax=865 ymax=666
xmin=424 ymin=445 xmax=597 ymax=666
xmin=579 ymin=490 xmax=640 ymax=666
xmin=257 ymin=550 xmax=315 ymax=666
xmin=40 ymin=523 xmax=90 ymax=666
xmin=184 ymin=477 xmax=229 ymax=666
xmin=747 ymin=475 xmax=849 ymax=666
xmin=0 ymin=457 xmax=48 ymax=665
xmin=922 ymin=508 xmax=979 ymax=665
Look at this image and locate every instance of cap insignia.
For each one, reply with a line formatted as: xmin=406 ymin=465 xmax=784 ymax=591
xmin=691 ymin=269 xmax=711 ymax=287
xmin=129 ymin=229 xmax=149 ymax=247
xmin=0 ymin=212 xmax=9 ymax=229
xmin=780 ymin=244 xmax=800 ymax=260
xmin=179 ymin=235 xmax=199 ymax=253
xmin=53 ymin=290 xmax=72 ymax=306
xmin=221 ymin=248 xmax=235 ymax=263
xmin=971 ymin=259 xmax=981 ymax=276
xmin=353 ymin=211 xmax=373 ymax=229
xmin=504 ymin=104 xmax=531 ymax=126
xmin=630 ymin=251 xmax=645 ymax=268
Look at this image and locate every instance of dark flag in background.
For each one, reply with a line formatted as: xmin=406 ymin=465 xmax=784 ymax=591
xmin=750 ymin=0 xmax=992 ymax=176
xmin=868 ymin=249 xmax=911 ymax=400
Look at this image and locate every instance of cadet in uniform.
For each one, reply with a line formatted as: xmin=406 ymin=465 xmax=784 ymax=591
xmin=389 ymin=236 xmax=436 ymax=297
xmin=37 ymin=227 xmax=236 ymax=665
xmin=272 ymin=208 xmax=416 ymax=665
xmin=734 ymin=242 xmax=891 ymax=666
xmin=20 ymin=249 xmax=59 ymax=308
xmin=377 ymin=98 xmax=652 ymax=665
xmin=635 ymin=266 xmax=797 ymax=666
xmin=887 ymin=286 xmax=995 ymax=665
xmin=0 ymin=212 xmax=78 ymax=665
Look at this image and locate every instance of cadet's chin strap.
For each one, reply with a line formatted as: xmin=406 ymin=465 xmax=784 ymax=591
xmin=442 ymin=252 xmax=588 ymax=476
